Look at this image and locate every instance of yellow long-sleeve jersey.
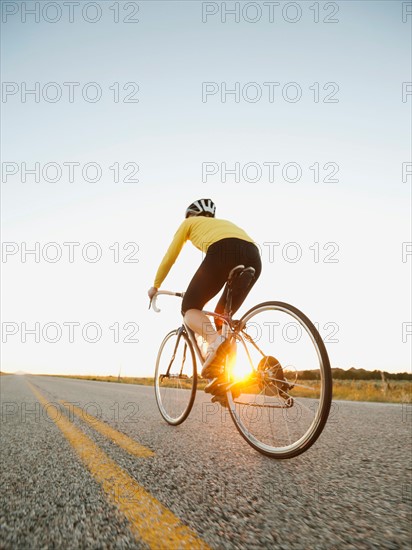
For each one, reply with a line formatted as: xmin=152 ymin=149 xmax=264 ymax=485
xmin=153 ymin=217 xmax=254 ymax=288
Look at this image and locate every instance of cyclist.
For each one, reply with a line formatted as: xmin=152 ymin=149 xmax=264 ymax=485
xmin=148 ymin=198 xmax=261 ymax=381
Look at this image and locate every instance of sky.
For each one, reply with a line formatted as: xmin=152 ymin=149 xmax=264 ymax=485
xmin=1 ymin=0 xmax=411 ymax=376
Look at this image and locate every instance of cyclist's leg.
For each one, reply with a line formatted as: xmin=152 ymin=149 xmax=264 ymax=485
xmin=184 ymin=309 xmax=216 ymax=345
xmin=210 ymin=238 xmax=248 ymax=330
xmin=181 ymin=244 xmax=234 ymax=343
xmin=214 ymin=240 xmax=262 ymax=320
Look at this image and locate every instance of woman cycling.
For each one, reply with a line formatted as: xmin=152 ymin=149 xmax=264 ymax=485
xmin=148 ymin=198 xmax=261 ymax=381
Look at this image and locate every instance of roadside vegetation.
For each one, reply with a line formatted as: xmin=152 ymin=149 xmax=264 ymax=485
xmin=43 ymin=373 xmax=412 ymax=404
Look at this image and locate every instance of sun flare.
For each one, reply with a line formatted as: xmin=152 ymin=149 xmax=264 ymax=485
xmin=230 ymin=360 xmax=253 ymax=381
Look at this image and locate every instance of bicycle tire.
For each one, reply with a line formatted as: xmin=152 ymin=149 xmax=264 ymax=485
xmin=154 ymin=328 xmax=197 ymax=425
xmin=227 ymin=301 xmax=332 ymax=459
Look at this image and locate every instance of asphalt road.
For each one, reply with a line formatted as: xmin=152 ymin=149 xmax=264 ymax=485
xmin=1 ymin=374 xmax=411 ymax=549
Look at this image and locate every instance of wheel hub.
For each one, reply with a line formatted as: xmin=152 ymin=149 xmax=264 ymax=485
xmin=257 ymin=356 xmax=292 ymax=399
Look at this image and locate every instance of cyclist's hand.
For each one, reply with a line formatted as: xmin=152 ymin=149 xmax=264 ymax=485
xmin=148 ymin=287 xmax=158 ymax=300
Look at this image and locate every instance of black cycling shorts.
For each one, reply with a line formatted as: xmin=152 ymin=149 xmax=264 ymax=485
xmin=181 ymin=238 xmax=262 ymax=319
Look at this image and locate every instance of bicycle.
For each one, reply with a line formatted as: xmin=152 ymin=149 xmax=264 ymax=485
xmin=150 ymin=265 xmax=332 ymax=459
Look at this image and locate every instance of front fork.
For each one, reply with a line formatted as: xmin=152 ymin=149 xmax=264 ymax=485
xmin=160 ymin=327 xmax=188 ymax=381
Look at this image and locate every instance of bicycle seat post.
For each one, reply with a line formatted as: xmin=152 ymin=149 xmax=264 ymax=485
xmin=223 ymin=286 xmax=233 ymax=318
xmin=221 ymin=286 xmax=233 ymax=340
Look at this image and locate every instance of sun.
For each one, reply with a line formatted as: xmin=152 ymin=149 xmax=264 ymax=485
xmin=230 ymin=359 xmax=253 ymax=382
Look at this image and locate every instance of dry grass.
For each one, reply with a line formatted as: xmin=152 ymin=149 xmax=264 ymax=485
xmin=48 ymin=374 xmax=153 ymax=385
xmin=331 ymin=379 xmax=411 ymax=403
xmin=46 ymin=374 xmax=412 ymax=403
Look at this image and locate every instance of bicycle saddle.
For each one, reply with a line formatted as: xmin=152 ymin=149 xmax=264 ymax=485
xmin=227 ymin=265 xmax=256 ymax=289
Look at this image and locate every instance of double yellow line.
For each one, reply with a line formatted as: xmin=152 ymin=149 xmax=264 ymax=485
xmin=28 ymin=382 xmax=210 ymax=550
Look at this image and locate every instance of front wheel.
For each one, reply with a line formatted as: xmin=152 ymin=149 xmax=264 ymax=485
xmin=227 ymin=302 xmax=332 ymax=459
xmin=154 ymin=328 xmax=197 ymax=425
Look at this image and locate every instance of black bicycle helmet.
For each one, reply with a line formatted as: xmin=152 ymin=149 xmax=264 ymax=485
xmin=185 ymin=198 xmax=216 ymax=218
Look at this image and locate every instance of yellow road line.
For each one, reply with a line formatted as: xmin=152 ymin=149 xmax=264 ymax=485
xmin=28 ymin=383 xmax=211 ymax=550
xmin=59 ymin=400 xmax=154 ymax=458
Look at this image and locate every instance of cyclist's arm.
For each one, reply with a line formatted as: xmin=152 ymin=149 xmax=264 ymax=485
xmin=153 ymin=220 xmax=189 ymax=288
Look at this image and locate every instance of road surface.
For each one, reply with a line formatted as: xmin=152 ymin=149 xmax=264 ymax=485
xmin=1 ymin=375 xmax=411 ymax=549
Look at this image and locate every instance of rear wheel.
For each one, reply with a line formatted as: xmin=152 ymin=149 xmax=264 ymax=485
xmin=154 ymin=328 xmax=197 ymax=425
xmin=227 ymin=302 xmax=332 ymax=459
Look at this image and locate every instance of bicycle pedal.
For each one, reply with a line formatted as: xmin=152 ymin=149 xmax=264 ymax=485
xmin=204 ymin=377 xmax=221 ymax=394
xmin=205 ymin=377 xmax=228 ymax=395
xmin=211 ymin=394 xmax=228 ymax=408
xmin=211 ymin=381 xmax=230 ymax=397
